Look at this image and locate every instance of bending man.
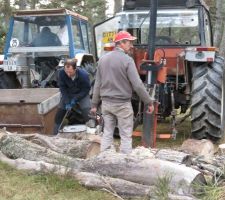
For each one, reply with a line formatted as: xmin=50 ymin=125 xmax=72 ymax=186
xmin=53 ymin=59 xmax=91 ymax=134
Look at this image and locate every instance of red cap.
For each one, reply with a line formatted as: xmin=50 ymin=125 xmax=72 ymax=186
xmin=114 ymin=31 xmax=137 ymax=43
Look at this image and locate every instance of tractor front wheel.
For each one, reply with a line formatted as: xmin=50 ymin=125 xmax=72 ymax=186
xmin=191 ymin=55 xmax=225 ymax=141
xmin=0 ymin=71 xmax=21 ymax=89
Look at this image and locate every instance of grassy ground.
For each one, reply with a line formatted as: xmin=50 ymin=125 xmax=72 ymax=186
xmin=0 ymin=162 xmax=117 ymax=200
xmin=0 ymin=117 xmax=191 ymax=200
xmin=133 ymin=116 xmax=191 ymax=149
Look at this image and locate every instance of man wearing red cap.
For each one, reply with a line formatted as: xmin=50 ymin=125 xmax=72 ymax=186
xmin=91 ymin=31 xmax=154 ymax=154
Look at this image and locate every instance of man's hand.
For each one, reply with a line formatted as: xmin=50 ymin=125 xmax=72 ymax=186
xmin=65 ymin=104 xmax=72 ymax=111
xmin=90 ymin=107 xmax=97 ymax=114
xmin=147 ymin=104 xmax=154 ymax=114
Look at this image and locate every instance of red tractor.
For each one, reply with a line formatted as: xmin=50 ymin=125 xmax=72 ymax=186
xmin=94 ymin=0 xmax=225 ymax=146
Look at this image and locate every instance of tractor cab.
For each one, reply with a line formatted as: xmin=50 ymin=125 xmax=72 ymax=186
xmin=94 ymin=3 xmax=211 ymax=59
xmin=0 ymin=9 xmax=95 ymax=88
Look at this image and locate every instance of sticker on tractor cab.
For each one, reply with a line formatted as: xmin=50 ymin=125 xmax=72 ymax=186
xmin=10 ymin=38 xmax=19 ymax=47
xmin=102 ymin=31 xmax=116 ymax=44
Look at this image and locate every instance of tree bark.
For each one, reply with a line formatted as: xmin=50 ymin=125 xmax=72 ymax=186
xmin=155 ymin=149 xmax=191 ymax=164
xmin=18 ymin=133 xmax=100 ymax=158
xmin=0 ymin=134 xmax=83 ymax=169
xmin=0 ymin=152 xmax=197 ymax=200
xmin=78 ymin=172 xmax=197 ymax=200
xmin=82 ymin=150 xmax=205 ymax=195
xmin=0 ymin=151 xmax=75 ymax=175
xmin=77 ymin=171 xmax=154 ymax=197
xmin=213 ymin=0 xmax=224 ymax=47
xmin=114 ymin=0 xmax=122 ymax=15
xmin=219 ymin=27 xmax=225 ymax=58
xmin=0 ymin=133 xmax=206 ymax=195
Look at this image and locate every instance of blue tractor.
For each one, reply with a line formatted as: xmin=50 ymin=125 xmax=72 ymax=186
xmin=0 ymin=9 xmax=95 ymax=88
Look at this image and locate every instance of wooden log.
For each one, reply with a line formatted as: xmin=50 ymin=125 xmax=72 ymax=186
xmin=77 ymin=172 xmax=197 ymax=200
xmin=0 ymin=133 xmax=205 ymax=195
xmin=155 ymin=149 xmax=191 ymax=164
xmin=0 ymin=134 xmax=83 ymax=169
xmin=168 ymin=194 xmax=197 ymax=200
xmin=197 ymin=163 xmax=224 ymax=176
xmin=5 ymin=133 xmax=100 ymax=159
xmin=181 ymin=139 xmax=216 ymax=159
xmin=0 ymin=151 xmax=75 ymax=175
xmin=27 ymin=134 xmax=100 ymax=158
xmin=82 ymin=150 xmax=206 ymax=195
xmin=0 ymin=153 xmax=197 ymax=200
xmin=57 ymin=131 xmax=100 ymax=140
xmin=77 ymin=172 xmax=154 ymax=197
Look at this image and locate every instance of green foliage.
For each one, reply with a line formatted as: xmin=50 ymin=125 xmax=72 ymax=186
xmin=193 ymin=180 xmax=225 ymax=200
xmin=0 ymin=0 xmax=107 ymax=53
xmin=40 ymin=0 xmax=107 ymax=25
xmin=153 ymin=174 xmax=172 ymax=200
xmin=0 ymin=23 xmax=7 ymax=53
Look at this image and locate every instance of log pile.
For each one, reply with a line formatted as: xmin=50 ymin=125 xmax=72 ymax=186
xmin=0 ymin=129 xmax=224 ymax=199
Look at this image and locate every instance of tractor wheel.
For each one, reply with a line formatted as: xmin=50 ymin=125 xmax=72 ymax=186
xmin=191 ymin=55 xmax=225 ymax=141
xmin=0 ymin=71 xmax=21 ymax=89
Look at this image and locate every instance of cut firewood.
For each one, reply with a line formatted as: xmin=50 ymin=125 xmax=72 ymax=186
xmin=0 ymin=133 xmax=83 ymax=169
xmin=77 ymin=172 xmax=154 ymax=197
xmin=155 ymin=149 xmax=191 ymax=164
xmin=168 ymin=194 xmax=197 ymax=200
xmin=82 ymin=150 xmax=206 ymax=195
xmin=12 ymin=133 xmax=100 ymax=159
xmin=0 ymin=153 xmax=198 ymax=200
xmin=0 ymin=132 xmax=206 ymax=196
xmin=0 ymin=151 xmax=75 ymax=175
xmin=30 ymin=134 xmax=100 ymax=158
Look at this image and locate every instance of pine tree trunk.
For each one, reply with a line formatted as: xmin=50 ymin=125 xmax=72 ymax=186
xmin=219 ymin=25 xmax=225 ymax=58
xmin=213 ymin=0 xmax=224 ymax=47
xmin=114 ymin=0 xmax=122 ymax=14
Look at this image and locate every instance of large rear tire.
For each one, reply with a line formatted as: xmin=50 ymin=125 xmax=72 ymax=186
xmin=191 ymin=55 xmax=225 ymax=141
xmin=0 ymin=71 xmax=21 ymax=89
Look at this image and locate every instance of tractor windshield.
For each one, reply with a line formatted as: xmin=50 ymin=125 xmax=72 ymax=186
xmin=141 ymin=9 xmax=200 ymax=45
xmin=94 ymin=9 xmax=200 ymax=58
xmin=11 ymin=15 xmax=68 ymax=47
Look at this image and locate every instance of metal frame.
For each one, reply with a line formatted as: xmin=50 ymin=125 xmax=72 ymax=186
xmin=66 ymin=15 xmax=75 ymax=58
xmin=4 ymin=17 xmax=14 ymax=59
xmin=13 ymin=9 xmax=88 ymax=21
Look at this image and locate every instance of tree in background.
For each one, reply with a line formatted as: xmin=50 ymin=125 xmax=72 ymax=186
xmin=41 ymin=0 xmax=106 ymax=25
xmin=204 ymin=0 xmax=225 ymax=57
xmin=0 ymin=0 xmax=106 ymax=53
xmin=1 ymin=0 xmax=225 ymax=57
xmin=114 ymin=0 xmax=122 ymax=15
xmin=214 ymin=0 xmax=225 ymax=58
xmin=0 ymin=0 xmax=12 ymax=52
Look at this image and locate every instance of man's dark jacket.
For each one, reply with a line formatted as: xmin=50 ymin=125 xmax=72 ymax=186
xmin=58 ymin=68 xmax=90 ymax=105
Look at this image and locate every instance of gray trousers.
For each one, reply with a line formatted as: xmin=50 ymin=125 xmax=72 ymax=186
xmin=101 ymin=101 xmax=133 ymax=154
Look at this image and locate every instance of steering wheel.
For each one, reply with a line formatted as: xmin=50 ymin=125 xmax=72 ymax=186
xmin=155 ymin=36 xmax=173 ymax=45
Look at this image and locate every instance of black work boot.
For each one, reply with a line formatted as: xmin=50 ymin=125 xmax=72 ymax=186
xmin=53 ymin=123 xmax=60 ymax=135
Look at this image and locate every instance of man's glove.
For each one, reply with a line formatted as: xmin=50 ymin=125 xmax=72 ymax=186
xmin=65 ymin=103 xmax=72 ymax=111
xmin=70 ymin=99 xmax=77 ymax=107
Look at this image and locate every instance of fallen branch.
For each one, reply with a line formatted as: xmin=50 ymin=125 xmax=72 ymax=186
xmin=21 ymin=133 xmax=100 ymax=158
xmin=155 ymin=149 xmax=191 ymax=164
